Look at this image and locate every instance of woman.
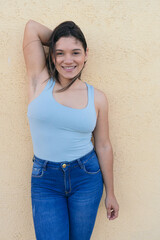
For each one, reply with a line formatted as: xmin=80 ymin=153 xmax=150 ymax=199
xmin=23 ymin=20 xmax=119 ymax=240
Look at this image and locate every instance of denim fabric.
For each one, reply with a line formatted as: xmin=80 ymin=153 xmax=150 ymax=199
xmin=31 ymin=148 xmax=104 ymax=240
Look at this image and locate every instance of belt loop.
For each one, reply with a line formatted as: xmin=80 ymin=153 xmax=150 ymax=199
xmin=43 ymin=160 xmax=48 ymax=170
xmin=77 ymin=159 xmax=84 ymax=169
xmin=32 ymin=156 xmax=35 ymax=162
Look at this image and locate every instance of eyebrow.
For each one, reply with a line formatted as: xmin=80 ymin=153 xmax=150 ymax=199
xmin=55 ymin=49 xmax=82 ymax=51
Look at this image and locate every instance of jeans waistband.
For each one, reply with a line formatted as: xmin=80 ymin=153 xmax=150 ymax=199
xmin=32 ymin=148 xmax=96 ymax=169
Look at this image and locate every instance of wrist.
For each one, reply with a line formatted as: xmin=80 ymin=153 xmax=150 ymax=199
xmin=105 ymin=187 xmax=115 ymax=197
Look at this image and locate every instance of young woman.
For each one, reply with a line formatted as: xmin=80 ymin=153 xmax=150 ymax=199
xmin=23 ymin=20 xmax=119 ymax=240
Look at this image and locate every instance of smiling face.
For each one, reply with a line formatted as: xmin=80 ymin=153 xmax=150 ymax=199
xmin=52 ymin=36 xmax=88 ymax=83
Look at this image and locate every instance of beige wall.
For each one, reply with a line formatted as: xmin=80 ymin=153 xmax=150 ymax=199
xmin=1 ymin=0 xmax=160 ymax=239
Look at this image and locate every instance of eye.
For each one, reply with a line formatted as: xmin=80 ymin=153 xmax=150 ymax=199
xmin=73 ymin=52 xmax=80 ymax=55
xmin=56 ymin=52 xmax=63 ymax=55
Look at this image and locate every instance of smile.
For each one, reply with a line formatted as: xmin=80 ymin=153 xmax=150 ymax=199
xmin=62 ymin=66 xmax=77 ymax=71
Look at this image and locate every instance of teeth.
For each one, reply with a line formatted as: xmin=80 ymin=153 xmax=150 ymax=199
xmin=63 ymin=66 xmax=75 ymax=69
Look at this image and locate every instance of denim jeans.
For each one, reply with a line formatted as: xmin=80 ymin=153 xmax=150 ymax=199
xmin=31 ymin=148 xmax=104 ymax=240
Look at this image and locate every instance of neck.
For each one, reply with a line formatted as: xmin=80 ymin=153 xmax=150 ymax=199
xmin=57 ymin=76 xmax=81 ymax=89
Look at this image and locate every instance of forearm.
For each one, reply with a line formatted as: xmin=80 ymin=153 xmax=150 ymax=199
xmin=25 ymin=20 xmax=53 ymax=46
xmin=95 ymin=146 xmax=114 ymax=196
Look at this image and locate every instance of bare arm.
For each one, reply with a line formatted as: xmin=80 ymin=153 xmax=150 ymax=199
xmin=93 ymin=89 xmax=119 ymax=220
xmin=93 ymin=90 xmax=114 ymax=195
xmin=22 ymin=20 xmax=52 ymax=83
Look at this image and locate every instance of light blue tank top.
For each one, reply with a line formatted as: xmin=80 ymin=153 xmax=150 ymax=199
xmin=27 ymin=78 xmax=97 ymax=162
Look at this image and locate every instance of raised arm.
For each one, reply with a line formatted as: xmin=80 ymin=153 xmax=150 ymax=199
xmin=22 ymin=20 xmax=52 ymax=84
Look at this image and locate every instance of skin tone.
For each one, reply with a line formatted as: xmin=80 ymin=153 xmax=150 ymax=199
xmin=23 ymin=19 xmax=119 ymax=220
xmin=52 ymin=36 xmax=119 ymax=220
xmin=51 ymin=36 xmax=88 ymax=88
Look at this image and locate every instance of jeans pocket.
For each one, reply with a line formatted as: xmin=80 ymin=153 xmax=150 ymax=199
xmin=82 ymin=153 xmax=101 ymax=174
xmin=31 ymin=159 xmax=44 ymax=178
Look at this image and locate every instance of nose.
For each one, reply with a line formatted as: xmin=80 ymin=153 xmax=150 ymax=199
xmin=63 ymin=54 xmax=73 ymax=64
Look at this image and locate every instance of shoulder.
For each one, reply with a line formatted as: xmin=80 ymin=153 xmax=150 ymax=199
xmin=93 ymin=86 xmax=109 ymax=111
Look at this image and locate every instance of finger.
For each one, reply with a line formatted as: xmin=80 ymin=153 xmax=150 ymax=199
xmin=109 ymin=210 xmax=119 ymax=220
xmin=107 ymin=207 xmax=112 ymax=219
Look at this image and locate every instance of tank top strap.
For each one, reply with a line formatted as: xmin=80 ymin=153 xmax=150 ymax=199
xmin=86 ymin=83 xmax=94 ymax=108
xmin=46 ymin=78 xmax=55 ymax=91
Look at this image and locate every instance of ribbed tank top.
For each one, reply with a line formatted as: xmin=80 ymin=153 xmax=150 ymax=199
xmin=27 ymin=78 xmax=97 ymax=162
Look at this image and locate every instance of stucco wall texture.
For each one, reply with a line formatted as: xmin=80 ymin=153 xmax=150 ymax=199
xmin=1 ymin=0 xmax=160 ymax=239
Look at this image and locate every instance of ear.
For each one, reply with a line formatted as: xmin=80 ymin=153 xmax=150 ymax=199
xmin=85 ymin=47 xmax=89 ymax=62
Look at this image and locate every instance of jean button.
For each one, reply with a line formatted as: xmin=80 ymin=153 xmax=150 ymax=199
xmin=62 ymin=164 xmax=66 ymax=168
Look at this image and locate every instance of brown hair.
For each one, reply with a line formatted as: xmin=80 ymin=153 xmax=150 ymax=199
xmin=45 ymin=21 xmax=87 ymax=92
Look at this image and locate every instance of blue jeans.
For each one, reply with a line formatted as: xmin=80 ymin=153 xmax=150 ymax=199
xmin=31 ymin=148 xmax=104 ymax=240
